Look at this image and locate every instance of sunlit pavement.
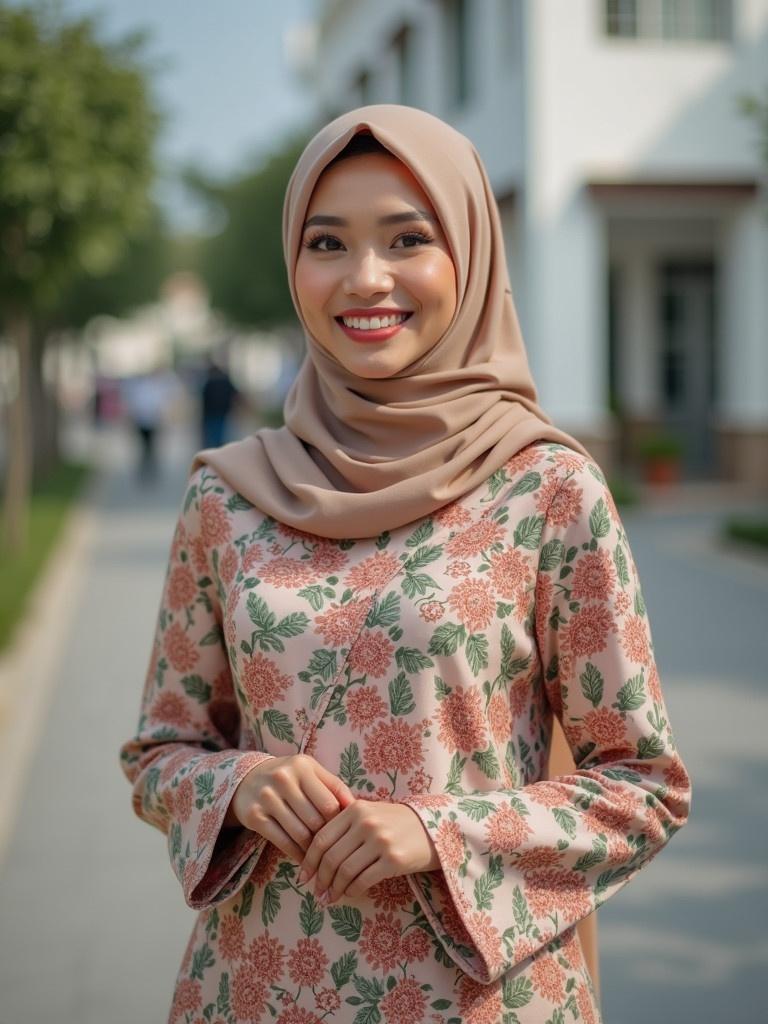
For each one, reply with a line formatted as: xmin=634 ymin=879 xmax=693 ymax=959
xmin=0 ymin=423 xmax=766 ymax=1022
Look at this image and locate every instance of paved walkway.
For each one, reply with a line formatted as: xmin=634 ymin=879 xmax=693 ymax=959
xmin=0 ymin=429 xmax=766 ymax=1022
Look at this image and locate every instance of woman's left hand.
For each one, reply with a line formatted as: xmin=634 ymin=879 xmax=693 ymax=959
xmin=296 ymin=799 xmax=439 ymax=904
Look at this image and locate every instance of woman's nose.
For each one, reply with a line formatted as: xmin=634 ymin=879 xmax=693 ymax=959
xmin=344 ymin=250 xmax=393 ymax=296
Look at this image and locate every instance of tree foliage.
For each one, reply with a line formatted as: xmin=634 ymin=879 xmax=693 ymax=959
xmin=187 ymin=132 xmax=310 ymax=328
xmin=0 ymin=1 xmax=161 ymax=311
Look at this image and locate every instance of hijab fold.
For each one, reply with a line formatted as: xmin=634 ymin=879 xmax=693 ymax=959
xmin=193 ymin=105 xmax=590 ymax=538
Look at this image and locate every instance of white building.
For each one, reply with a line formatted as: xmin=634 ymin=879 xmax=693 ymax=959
xmin=297 ymin=0 xmax=768 ymax=485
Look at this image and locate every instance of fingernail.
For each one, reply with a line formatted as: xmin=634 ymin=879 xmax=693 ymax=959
xmin=297 ymin=869 xmax=307 ymax=885
xmin=316 ymin=889 xmax=328 ymax=905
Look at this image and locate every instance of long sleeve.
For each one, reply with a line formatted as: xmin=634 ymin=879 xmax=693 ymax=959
xmin=119 ymin=466 xmax=274 ymax=910
xmin=398 ymin=454 xmax=691 ymax=985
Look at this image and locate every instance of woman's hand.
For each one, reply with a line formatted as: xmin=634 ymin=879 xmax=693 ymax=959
xmin=297 ymin=799 xmax=440 ymax=904
xmin=226 ymin=753 xmax=355 ymax=863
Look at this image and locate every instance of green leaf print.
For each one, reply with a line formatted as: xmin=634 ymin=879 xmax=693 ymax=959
xmin=183 ymin=483 xmax=198 ymax=513
xmin=574 ymin=837 xmax=607 ymax=872
xmin=553 ymin=807 xmax=577 ymax=839
xmin=353 ymin=974 xmax=385 ymax=1002
xmin=404 ymin=544 xmax=443 ymax=570
xmin=446 ymin=751 xmax=467 ymax=794
xmin=512 ymin=885 xmax=534 ymax=933
xmin=181 ymin=675 xmax=212 ymax=703
xmin=502 ymin=975 xmax=534 ymax=1008
xmin=539 ymin=538 xmax=566 ymax=571
xmin=500 ymin=622 xmax=516 ymax=679
xmin=389 ymin=672 xmax=416 ymax=716
xmin=199 ymin=625 xmax=224 ymax=647
xmin=472 ymin=745 xmax=500 ymax=779
xmin=589 ymin=498 xmax=611 ymax=539
xmin=513 ymin=514 xmax=545 ymax=550
xmin=308 ymin=648 xmax=338 ymax=681
xmin=330 ymin=950 xmax=358 ymax=988
xmin=474 ymin=853 xmax=504 ymax=909
xmin=298 ymin=584 xmax=326 ymax=611
xmin=510 ymin=471 xmax=541 ymax=496
xmin=238 ymin=881 xmax=254 ymax=918
xmin=340 ymin=743 xmax=366 ymax=789
xmin=299 ymin=891 xmax=324 ymax=936
xmin=431 ymin=999 xmax=453 ymax=1010
xmin=579 ymin=663 xmax=604 ymax=707
xmin=329 ymin=904 xmax=363 ymax=941
xmin=434 ymin=676 xmax=451 ymax=700
xmin=375 ymin=530 xmax=390 ymax=550
xmin=261 ymin=881 xmax=282 ymax=925
xmin=635 ymin=586 xmax=646 ymax=616
xmin=457 ymin=797 xmax=496 ymax=821
xmin=262 ymin=709 xmax=295 ymax=743
xmin=466 ymin=633 xmax=489 ymax=676
xmin=402 ymin=572 xmax=439 ymax=598
xmin=637 ymin=733 xmax=665 ymax=759
xmin=170 ymin=822 xmax=182 ymax=858
xmin=405 ymin=520 xmax=435 ymax=547
xmin=194 ymin=770 xmax=215 ymax=807
xmin=191 ymin=942 xmax=215 ymax=979
xmin=226 ymin=492 xmax=253 ymax=512
xmin=216 ymin=972 xmax=231 ymax=1016
xmin=487 ymin=467 xmax=509 ymax=498
xmin=428 ymin=622 xmax=466 ymax=657
xmin=616 ymin=672 xmax=646 ymax=713
xmin=395 ymin=646 xmax=434 ymax=673
xmin=366 ymin=591 xmax=400 ymax=628
xmin=614 ymin=542 xmax=630 ymax=587
xmin=275 ymin=611 xmax=311 ymax=638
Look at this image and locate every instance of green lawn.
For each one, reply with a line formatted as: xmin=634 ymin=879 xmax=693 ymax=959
xmin=724 ymin=517 xmax=768 ymax=551
xmin=0 ymin=462 xmax=91 ymax=652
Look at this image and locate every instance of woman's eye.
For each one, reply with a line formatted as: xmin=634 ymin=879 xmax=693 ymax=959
xmin=304 ymin=233 xmax=343 ymax=252
xmin=394 ymin=231 xmax=433 ymax=248
xmin=302 ymin=230 xmax=434 ymax=252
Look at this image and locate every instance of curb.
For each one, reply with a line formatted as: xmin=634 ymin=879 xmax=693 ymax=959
xmin=0 ymin=472 xmax=102 ymax=869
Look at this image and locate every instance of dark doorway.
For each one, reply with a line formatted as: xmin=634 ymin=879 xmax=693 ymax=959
xmin=658 ymin=261 xmax=717 ymax=477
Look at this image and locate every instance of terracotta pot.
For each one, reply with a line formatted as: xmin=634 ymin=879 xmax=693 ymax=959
xmin=643 ymin=457 xmax=681 ymax=485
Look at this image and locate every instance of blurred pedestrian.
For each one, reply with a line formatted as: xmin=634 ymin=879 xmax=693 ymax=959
xmin=200 ymin=355 xmax=238 ymax=449
xmin=120 ymin=366 xmax=178 ymax=482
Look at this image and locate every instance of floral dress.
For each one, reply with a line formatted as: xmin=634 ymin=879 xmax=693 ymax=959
xmin=119 ymin=441 xmax=691 ymax=1024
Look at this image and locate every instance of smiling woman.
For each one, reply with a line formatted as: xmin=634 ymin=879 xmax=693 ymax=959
xmin=120 ymin=105 xmax=690 ymax=1024
xmin=294 ymin=133 xmax=457 ymax=378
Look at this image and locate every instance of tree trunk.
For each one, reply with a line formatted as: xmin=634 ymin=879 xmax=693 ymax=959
xmin=2 ymin=308 xmax=32 ymax=553
xmin=30 ymin=323 xmax=61 ymax=483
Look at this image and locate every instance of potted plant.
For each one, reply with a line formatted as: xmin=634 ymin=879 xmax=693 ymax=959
xmin=636 ymin=431 xmax=684 ymax=485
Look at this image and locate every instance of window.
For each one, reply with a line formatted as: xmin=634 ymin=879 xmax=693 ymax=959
xmin=354 ymin=68 xmax=371 ymax=106
xmin=605 ymin=0 xmax=732 ymax=41
xmin=442 ymin=0 xmax=470 ymax=107
xmin=391 ymin=24 xmax=417 ymax=106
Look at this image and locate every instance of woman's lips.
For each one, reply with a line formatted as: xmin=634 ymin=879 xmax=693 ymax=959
xmin=334 ymin=313 xmax=413 ymax=343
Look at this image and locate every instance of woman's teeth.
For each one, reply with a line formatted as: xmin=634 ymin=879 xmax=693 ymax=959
xmin=340 ymin=313 xmax=409 ymax=330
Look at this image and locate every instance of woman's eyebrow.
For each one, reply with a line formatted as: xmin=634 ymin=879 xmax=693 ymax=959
xmin=303 ymin=209 xmax=437 ymax=230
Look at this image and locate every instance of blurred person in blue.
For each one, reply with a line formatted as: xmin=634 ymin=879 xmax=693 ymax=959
xmin=200 ymin=353 xmax=239 ymax=449
xmin=121 ymin=364 xmax=180 ymax=482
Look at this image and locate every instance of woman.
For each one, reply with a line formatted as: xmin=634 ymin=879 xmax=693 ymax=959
xmin=120 ymin=105 xmax=691 ymax=1024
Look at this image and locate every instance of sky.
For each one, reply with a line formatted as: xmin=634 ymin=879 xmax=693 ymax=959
xmin=55 ymin=0 xmax=319 ymax=230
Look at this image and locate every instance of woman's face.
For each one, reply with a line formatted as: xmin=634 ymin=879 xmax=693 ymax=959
xmin=294 ymin=152 xmax=457 ymax=379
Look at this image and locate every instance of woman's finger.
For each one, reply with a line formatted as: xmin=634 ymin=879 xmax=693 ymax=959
xmin=297 ymin=772 xmax=341 ymax=830
xmin=341 ymin=859 xmax=387 ymax=902
xmin=313 ymin=829 xmax=366 ymax=899
xmin=260 ymin=785 xmax=313 ymax=852
xmin=324 ymin=843 xmax=379 ymax=904
xmin=298 ymin=807 xmax=351 ymax=885
xmin=255 ymin=816 xmax=306 ymax=864
xmin=312 ymin=762 xmax=355 ymax=809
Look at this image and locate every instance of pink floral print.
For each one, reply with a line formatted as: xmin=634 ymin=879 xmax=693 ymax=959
xmin=120 ymin=441 xmax=690 ymax=1023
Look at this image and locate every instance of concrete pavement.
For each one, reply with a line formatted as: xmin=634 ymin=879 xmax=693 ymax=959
xmin=0 ymin=427 xmax=766 ymax=1022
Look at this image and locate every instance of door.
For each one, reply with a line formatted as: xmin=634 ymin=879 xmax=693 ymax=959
xmin=658 ymin=261 xmax=717 ymax=477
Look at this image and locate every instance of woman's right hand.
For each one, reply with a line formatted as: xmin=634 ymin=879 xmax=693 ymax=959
xmin=225 ymin=753 xmax=355 ymax=863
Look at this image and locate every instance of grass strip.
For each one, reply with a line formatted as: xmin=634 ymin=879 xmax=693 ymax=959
xmin=0 ymin=462 xmax=91 ymax=652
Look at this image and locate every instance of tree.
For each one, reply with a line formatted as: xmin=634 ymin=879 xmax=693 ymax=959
xmin=0 ymin=2 xmax=160 ymax=551
xmin=186 ymin=132 xmax=310 ymax=329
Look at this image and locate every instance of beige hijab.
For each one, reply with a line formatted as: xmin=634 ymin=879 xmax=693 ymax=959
xmin=192 ymin=104 xmax=591 ymax=538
